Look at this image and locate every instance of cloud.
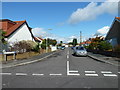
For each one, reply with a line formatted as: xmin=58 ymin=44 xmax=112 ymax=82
xmin=68 ymin=0 xmax=118 ymax=24
xmin=32 ymin=27 xmax=71 ymax=43
xmin=95 ymin=26 xmax=110 ymax=36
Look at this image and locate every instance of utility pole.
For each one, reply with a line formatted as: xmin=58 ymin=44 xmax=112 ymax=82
xmin=80 ymin=31 xmax=82 ymax=45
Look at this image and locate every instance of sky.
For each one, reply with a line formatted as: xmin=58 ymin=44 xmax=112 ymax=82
xmin=2 ymin=1 xmax=119 ymax=43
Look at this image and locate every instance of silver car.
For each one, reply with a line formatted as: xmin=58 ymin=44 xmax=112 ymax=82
xmin=73 ymin=46 xmax=87 ymax=56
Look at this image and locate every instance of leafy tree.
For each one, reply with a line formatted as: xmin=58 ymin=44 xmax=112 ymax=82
xmin=72 ymin=38 xmax=77 ymax=46
xmin=41 ymin=38 xmax=57 ymax=49
xmin=98 ymin=41 xmax=112 ymax=51
xmin=0 ymin=29 xmax=7 ymax=44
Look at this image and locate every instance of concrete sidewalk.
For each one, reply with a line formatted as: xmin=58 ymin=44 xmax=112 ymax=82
xmin=88 ymin=52 xmax=120 ymax=67
xmin=0 ymin=51 xmax=59 ymax=69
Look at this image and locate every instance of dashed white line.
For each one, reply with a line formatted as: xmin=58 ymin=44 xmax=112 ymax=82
xmin=67 ymin=51 xmax=69 ymax=55
xmin=85 ymin=74 xmax=98 ymax=76
xmin=85 ymin=71 xmax=96 ymax=73
xmin=16 ymin=73 xmax=27 ymax=76
xmin=101 ymin=71 xmax=112 ymax=73
xmin=49 ymin=74 xmax=62 ymax=76
xmin=67 ymin=55 xmax=69 ymax=59
xmin=32 ymin=73 xmax=44 ymax=76
xmin=0 ymin=73 xmax=12 ymax=75
xmin=118 ymin=72 xmax=120 ymax=74
xmin=103 ymin=74 xmax=117 ymax=77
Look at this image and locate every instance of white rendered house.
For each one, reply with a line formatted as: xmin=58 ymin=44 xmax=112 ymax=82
xmin=0 ymin=19 xmax=35 ymax=46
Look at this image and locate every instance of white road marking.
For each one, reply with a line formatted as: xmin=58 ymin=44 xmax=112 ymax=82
xmin=85 ymin=71 xmax=96 ymax=73
xmin=67 ymin=55 xmax=69 ymax=59
xmin=103 ymin=74 xmax=117 ymax=77
xmin=67 ymin=61 xmax=80 ymax=76
xmin=101 ymin=71 xmax=112 ymax=73
xmin=16 ymin=73 xmax=27 ymax=76
xmin=69 ymin=70 xmax=79 ymax=73
xmin=67 ymin=51 xmax=69 ymax=55
xmin=50 ymin=74 xmax=62 ymax=76
xmin=0 ymin=73 xmax=12 ymax=75
xmin=32 ymin=73 xmax=44 ymax=76
xmin=85 ymin=74 xmax=98 ymax=76
xmin=67 ymin=73 xmax=80 ymax=76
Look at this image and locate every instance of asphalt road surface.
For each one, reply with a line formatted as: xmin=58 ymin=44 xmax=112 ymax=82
xmin=1 ymin=48 xmax=120 ymax=89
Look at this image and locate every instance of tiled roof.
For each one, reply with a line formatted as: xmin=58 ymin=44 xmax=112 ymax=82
xmin=34 ymin=37 xmax=43 ymax=42
xmin=115 ymin=17 xmax=120 ymax=20
xmin=0 ymin=19 xmax=26 ymax=37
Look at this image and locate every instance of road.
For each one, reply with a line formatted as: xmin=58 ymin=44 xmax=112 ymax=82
xmin=1 ymin=47 xmax=119 ymax=89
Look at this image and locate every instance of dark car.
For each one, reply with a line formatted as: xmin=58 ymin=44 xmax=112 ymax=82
xmin=61 ymin=46 xmax=65 ymax=50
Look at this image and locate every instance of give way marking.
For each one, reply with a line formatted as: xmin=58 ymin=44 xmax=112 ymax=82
xmin=67 ymin=61 xmax=80 ymax=76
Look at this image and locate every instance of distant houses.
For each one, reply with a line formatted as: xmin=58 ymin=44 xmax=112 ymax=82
xmin=105 ymin=17 xmax=120 ymax=46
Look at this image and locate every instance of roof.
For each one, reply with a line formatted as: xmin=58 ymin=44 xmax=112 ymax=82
xmin=0 ymin=19 xmax=27 ymax=37
xmin=34 ymin=37 xmax=43 ymax=42
xmin=115 ymin=17 xmax=120 ymax=20
xmin=105 ymin=17 xmax=120 ymax=43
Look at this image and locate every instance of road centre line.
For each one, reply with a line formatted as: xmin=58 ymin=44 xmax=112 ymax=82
xmin=85 ymin=71 xmax=96 ymax=73
xmin=67 ymin=50 xmax=69 ymax=55
xmin=101 ymin=71 xmax=112 ymax=73
xmin=0 ymin=73 xmax=12 ymax=75
xmin=32 ymin=73 xmax=44 ymax=76
xmin=103 ymin=74 xmax=117 ymax=77
xmin=50 ymin=74 xmax=62 ymax=76
xmin=85 ymin=74 xmax=98 ymax=76
xmin=16 ymin=73 xmax=27 ymax=76
xmin=67 ymin=55 xmax=69 ymax=59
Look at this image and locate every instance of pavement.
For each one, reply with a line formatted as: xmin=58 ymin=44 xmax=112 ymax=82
xmin=88 ymin=52 xmax=120 ymax=67
xmin=0 ymin=50 xmax=59 ymax=69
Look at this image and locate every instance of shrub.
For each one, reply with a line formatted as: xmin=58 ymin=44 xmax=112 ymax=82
xmin=98 ymin=41 xmax=112 ymax=51
xmin=32 ymin=43 xmax=40 ymax=52
xmin=114 ymin=45 xmax=120 ymax=52
xmin=12 ymin=40 xmax=36 ymax=53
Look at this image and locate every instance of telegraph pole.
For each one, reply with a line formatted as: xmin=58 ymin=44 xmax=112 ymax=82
xmin=80 ymin=31 xmax=82 ymax=46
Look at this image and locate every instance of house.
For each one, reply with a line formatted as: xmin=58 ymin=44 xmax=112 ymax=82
xmin=0 ymin=19 xmax=35 ymax=51
xmin=105 ymin=17 xmax=120 ymax=46
xmin=34 ymin=37 xmax=43 ymax=44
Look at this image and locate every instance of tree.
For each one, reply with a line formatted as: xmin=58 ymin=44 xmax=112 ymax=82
xmin=0 ymin=29 xmax=7 ymax=44
xmin=60 ymin=41 xmax=63 ymax=44
xmin=72 ymin=38 xmax=77 ymax=46
xmin=98 ymin=41 xmax=112 ymax=51
xmin=41 ymin=38 xmax=57 ymax=49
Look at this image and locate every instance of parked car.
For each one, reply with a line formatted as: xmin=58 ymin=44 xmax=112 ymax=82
xmin=73 ymin=46 xmax=87 ymax=56
xmin=61 ymin=46 xmax=65 ymax=50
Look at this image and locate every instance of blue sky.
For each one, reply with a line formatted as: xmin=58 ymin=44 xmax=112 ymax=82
xmin=2 ymin=2 xmax=118 ymax=43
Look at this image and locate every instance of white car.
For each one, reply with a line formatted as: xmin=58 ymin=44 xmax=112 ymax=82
xmin=73 ymin=46 xmax=87 ymax=56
